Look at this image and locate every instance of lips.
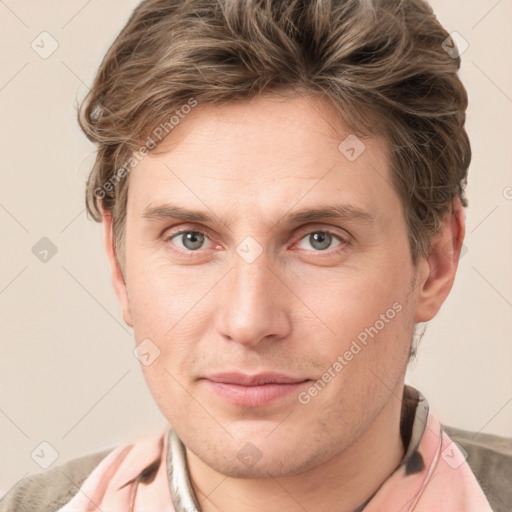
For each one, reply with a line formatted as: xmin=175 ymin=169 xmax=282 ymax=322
xmin=205 ymin=372 xmax=307 ymax=386
xmin=201 ymin=372 xmax=310 ymax=407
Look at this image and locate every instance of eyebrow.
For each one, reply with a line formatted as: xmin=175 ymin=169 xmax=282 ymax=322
xmin=141 ymin=203 xmax=374 ymax=226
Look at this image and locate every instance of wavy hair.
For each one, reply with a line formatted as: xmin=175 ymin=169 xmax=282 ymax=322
xmin=78 ymin=0 xmax=471 ymax=271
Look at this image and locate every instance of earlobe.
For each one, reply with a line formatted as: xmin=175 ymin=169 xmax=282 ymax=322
xmin=414 ymin=197 xmax=466 ymax=323
xmin=100 ymin=207 xmax=133 ymax=328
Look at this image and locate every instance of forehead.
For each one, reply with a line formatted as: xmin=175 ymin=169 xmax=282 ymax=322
xmin=125 ymin=92 xmax=400 ymax=228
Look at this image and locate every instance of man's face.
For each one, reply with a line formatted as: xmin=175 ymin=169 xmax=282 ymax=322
xmin=120 ymin=93 xmax=421 ymax=478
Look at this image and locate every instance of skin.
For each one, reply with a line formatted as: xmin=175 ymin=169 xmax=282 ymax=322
xmin=101 ymin=92 xmax=465 ymax=512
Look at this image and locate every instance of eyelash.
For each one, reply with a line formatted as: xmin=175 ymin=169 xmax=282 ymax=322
xmin=163 ymin=226 xmax=351 ymax=258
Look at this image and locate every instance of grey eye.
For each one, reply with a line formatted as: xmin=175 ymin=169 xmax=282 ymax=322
xmin=175 ymin=231 xmax=206 ymax=251
xmin=308 ymin=232 xmax=333 ymax=251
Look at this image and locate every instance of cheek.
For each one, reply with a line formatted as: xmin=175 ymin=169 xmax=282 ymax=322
xmin=126 ymin=260 xmax=208 ymax=338
xmin=293 ymin=257 xmax=415 ymax=392
xmin=297 ymin=260 xmax=411 ymax=340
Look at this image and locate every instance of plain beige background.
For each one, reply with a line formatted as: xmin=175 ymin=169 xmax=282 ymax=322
xmin=1 ymin=0 xmax=511 ymax=497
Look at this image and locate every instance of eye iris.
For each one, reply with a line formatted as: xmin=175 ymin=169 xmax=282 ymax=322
xmin=182 ymin=232 xmax=204 ymax=250
xmin=310 ymin=232 xmax=332 ymax=250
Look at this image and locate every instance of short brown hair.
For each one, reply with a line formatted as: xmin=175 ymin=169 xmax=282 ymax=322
xmin=78 ymin=0 xmax=470 ymax=270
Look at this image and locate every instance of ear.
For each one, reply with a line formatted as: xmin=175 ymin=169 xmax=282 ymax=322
xmin=100 ymin=206 xmax=133 ymax=328
xmin=414 ymin=197 xmax=466 ymax=323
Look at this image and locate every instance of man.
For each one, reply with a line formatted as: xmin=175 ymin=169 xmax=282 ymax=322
xmin=2 ymin=0 xmax=510 ymax=511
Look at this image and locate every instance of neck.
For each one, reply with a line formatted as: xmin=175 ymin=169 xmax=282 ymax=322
xmin=186 ymin=384 xmax=406 ymax=512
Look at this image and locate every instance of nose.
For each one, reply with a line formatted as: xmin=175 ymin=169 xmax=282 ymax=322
xmin=215 ymin=249 xmax=292 ymax=347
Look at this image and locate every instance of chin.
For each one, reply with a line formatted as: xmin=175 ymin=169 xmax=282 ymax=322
xmin=186 ymin=431 xmax=335 ymax=480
